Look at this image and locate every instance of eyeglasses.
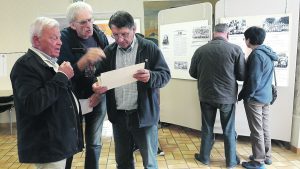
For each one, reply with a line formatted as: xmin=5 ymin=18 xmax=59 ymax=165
xmin=75 ymin=18 xmax=94 ymax=26
xmin=111 ymin=32 xmax=131 ymax=40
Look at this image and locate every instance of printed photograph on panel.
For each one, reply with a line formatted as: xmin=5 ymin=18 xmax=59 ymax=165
xmin=162 ymin=34 xmax=169 ymax=45
xmin=274 ymin=52 xmax=288 ymax=68
xmin=174 ymin=61 xmax=188 ymax=70
xmin=192 ymin=26 xmax=210 ymax=39
xmin=262 ymin=16 xmax=289 ymax=32
xmin=227 ymin=19 xmax=246 ymax=35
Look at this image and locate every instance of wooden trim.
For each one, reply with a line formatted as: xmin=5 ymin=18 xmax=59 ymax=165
xmin=291 ymin=145 xmax=300 ymax=154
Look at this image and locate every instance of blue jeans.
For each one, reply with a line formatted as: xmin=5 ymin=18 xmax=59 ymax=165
xmin=65 ymin=95 xmax=106 ymax=169
xmin=84 ymin=94 xmax=106 ymax=169
xmin=198 ymin=102 xmax=238 ymax=167
xmin=113 ymin=112 xmax=158 ymax=169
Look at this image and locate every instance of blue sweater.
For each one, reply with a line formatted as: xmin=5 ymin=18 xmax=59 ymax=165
xmin=238 ymin=45 xmax=278 ymax=104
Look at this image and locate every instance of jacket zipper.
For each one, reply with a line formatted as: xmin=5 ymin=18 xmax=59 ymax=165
xmin=67 ymin=90 xmax=79 ymax=151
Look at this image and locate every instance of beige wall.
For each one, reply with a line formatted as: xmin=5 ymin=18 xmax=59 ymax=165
xmin=0 ymin=0 xmax=144 ymax=123
xmin=0 ymin=0 xmax=144 ymax=53
xmin=0 ymin=0 xmax=144 ymax=89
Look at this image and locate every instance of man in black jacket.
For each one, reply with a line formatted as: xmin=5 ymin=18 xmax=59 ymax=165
xmin=10 ymin=17 xmax=83 ymax=169
xmin=58 ymin=2 xmax=108 ymax=169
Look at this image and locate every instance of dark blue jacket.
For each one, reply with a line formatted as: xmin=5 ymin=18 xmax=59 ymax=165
xmin=98 ymin=35 xmax=171 ymax=127
xmin=238 ymin=45 xmax=278 ymax=104
xmin=58 ymin=25 xmax=109 ymax=99
xmin=10 ymin=49 xmax=84 ymax=163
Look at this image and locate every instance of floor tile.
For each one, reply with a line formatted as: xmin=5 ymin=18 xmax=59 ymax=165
xmin=0 ymin=122 xmax=300 ymax=169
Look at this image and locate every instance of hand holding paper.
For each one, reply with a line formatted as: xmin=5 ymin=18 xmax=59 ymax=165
xmin=133 ymin=69 xmax=150 ymax=83
xmin=89 ymin=93 xmax=101 ymax=107
xmin=96 ymin=62 xmax=145 ymax=90
xmin=92 ymin=83 xmax=108 ymax=94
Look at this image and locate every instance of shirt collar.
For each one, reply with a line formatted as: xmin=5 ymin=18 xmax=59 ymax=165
xmin=30 ymin=47 xmax=59 ymax=71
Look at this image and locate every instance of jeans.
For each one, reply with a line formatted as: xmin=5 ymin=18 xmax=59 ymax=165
xmin=66 ymin=95 xmax=106 ymax=169
xmin=84 ymin=94 xmax=106 ymax=169
xmin=113 ymin=111 xmax=158 ymax=169
xmin=198 ymin=102 xmax=239 ymax=167
xmin=244 ymin=100 xmax=271 ymax=162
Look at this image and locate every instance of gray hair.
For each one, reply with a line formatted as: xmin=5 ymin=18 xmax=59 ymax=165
xmin=66 ymin=1 xmax=93 ymax=23
xmin=214 ymin=23 xmax=229 ymax=33
xmin=29 ymin=17 xmax=59 ymax=45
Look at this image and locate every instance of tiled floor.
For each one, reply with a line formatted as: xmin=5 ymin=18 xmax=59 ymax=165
xmin=1 ymin=121 xmax=300 ymax=169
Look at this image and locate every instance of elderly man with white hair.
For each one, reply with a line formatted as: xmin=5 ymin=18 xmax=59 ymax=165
xmin=10 ymin=17 xmax=83 ymax=169
xmin=58 ymin=2 xmax=108 ymax=169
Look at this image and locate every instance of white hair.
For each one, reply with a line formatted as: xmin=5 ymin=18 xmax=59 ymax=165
xmin=29 ymin=17 xmax=59 ymax=45
xmin=66 ymin=1 xmax=93 ymax=23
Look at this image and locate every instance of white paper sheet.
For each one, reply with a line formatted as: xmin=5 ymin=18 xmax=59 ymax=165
xmin=97 ymin=63 xmax=145 ymax=90
xmin=79 ymin=99 xmax=93 ymax=115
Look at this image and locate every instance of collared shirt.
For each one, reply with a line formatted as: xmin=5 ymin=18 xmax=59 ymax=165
xmin=30 ymin=47 xmax=80 ymax=113
xmin=30 ymin=47 xmax=59 ymax=71
xmin=115 ymin=36 xmax=139 ymax=110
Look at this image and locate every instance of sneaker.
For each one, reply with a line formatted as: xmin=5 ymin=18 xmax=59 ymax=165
xmin=242 ymin=161 xmax=265 ymax=169
xmin=194 ymin=153 xmax=209 ymax=165
xmin=157 ymin=147 xmax=165 ymax=156
xmin=249 ymin=155 xmax=272 ymax=165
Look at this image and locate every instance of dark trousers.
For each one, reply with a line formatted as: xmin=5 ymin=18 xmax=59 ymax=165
xmin=198 ymin=102 xmax=239 ymax=167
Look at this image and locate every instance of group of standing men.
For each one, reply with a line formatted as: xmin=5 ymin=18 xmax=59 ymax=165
xmin=190 ymin=24 xmax=277 ymax=169
xmin=10 ymin=1 xmax=277 ymax=169
xmin=11 ymin=1 xmax=170 ymax=169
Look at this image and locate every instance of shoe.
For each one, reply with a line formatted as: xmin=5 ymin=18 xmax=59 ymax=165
xmin=236 ymin=156 xmax=241 ymax=164
xmin=264 ymin=158 xmax=272 ymax=165
xmin=249 ymin=155 xmax=272 ymax=165
xmin=157 ymin=147 xmax=165 ymax=156
xmin=194 ymin=153 xmax=209 ymax=165
xmin=242 ymin=161 xmax=265 ymax=169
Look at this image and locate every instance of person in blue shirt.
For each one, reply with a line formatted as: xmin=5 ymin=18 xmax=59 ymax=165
xmin=238 ymin=26 xmax=278 ymax=169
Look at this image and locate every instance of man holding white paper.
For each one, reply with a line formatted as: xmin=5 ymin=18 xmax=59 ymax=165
xmin=93 ymin=11 xmax=170 ymax=169
xmin=97 ymin=62 xmax=145 ymax=90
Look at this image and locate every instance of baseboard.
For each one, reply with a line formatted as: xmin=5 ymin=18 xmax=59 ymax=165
xmin=0 ymin=122 xmax=16 ymax=127
xmin=291 ymin=145 xmax=300 ymax=154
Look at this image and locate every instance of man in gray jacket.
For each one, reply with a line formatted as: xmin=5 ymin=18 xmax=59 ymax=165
xmin=189 ymin=23 xmax=245 ymax=169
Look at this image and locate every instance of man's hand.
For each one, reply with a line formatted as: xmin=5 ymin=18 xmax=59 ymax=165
xmin=133 ymin=69 xmax=150 ymax=83
xmin=58 ymin=61 xmax=74 ymax=79
xmin=89 ymin=93 xmax=101 ymax=108
xmin=92 ymin=82 xmax=108 ymax=94
xmin=85 ymin=48 xmax=106 ymax=65
xmin=77 ymin=47 xmax=106 ymax=71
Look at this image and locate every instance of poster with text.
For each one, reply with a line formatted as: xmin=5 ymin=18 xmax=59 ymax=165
xmin=220 ymin=15 xmax=290 ymax=86
xmin=160 ymin=20 xmax=210 ymax=80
